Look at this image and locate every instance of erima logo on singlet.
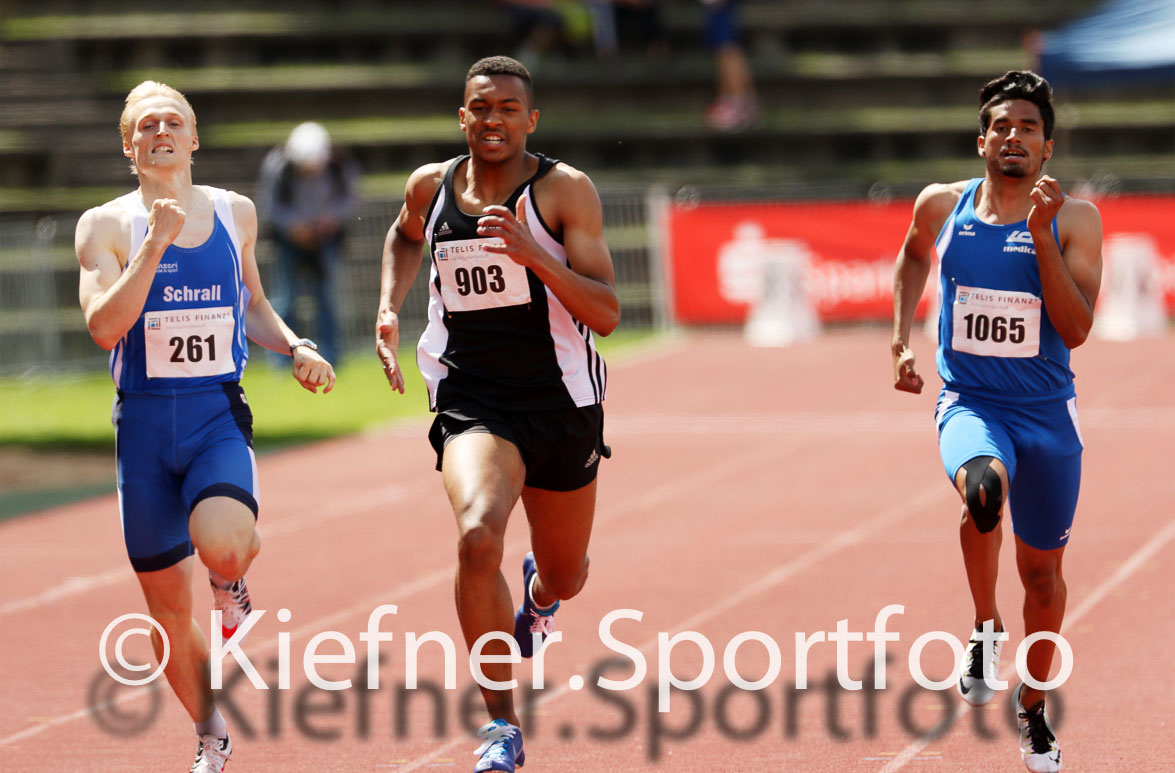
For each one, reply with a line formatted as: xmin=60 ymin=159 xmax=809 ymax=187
xmin=958 ymin=223 xmax=976 ymax=237
xmin=1003 ymin=230 xmax=1036 ymax=254
xmin=162 ymin=285 xmax=222 ymax=303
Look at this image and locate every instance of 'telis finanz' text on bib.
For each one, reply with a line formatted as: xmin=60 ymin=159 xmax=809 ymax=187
xmin=144 ymin=306 xmax=236 ymax=378
xmin=435 ymin=237 xmax=531 ymax=312
xmin=951 ymin=284 xmax=1041 ymax=358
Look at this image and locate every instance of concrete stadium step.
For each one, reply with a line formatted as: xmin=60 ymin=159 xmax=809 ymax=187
xmin=4 ymin=149 xmax=1173 ymax=217
xmin=79 ymin=48 xmax=1036 ymax=120
xmin=1 ymin=96 xmax=1171 ymax=191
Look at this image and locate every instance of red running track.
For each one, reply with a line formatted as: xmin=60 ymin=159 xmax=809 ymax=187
xmin=0 ymin=329 xmax=1171 ymax=772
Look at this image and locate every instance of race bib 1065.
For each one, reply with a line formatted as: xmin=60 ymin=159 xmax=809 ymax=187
xmin=144 ymin=306 xmax=235 ymax=378
xmin=951 ymin=284 xmax=1041 ymax=358
xmin=434 ymin=237 xmax=531 ymax=312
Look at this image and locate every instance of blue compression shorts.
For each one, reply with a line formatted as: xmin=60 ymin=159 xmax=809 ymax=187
xmin=113 ymin=383 xmax=259 ymax=572
xmin=935 ymin=388 xmax=1084 ymax=551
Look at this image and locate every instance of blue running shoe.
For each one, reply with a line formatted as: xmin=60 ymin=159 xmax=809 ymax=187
xmin=513 ymin=552 xmax=559 ymax=658
xmin=473 ymin=719 xmax=525 ymax=771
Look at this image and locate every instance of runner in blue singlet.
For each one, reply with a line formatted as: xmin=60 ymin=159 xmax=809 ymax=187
xmin=76 ymin=81 xmax=335 ymax=773
xmin=891 ymin=71 xmax=1102 ymax=773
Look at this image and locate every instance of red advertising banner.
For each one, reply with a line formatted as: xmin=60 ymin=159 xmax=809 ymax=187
xmin=667 ymin=195 xmax=1175 ymax=324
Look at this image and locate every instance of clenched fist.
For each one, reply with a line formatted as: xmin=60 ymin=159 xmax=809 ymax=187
xmin=147 ymin=198 xmax=186 ymax=247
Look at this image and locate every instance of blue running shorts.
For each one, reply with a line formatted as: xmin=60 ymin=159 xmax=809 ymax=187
xmin=935 ymin=388 xmax=1083 ymax=551
xmin=113 ymin=383 xmax=259 ymax=572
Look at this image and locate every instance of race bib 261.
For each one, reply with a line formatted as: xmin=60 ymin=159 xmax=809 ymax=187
xmin=144 ymin=306 xmax=235 ymax=378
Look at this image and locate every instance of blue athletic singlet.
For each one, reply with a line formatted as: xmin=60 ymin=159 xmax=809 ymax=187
xmin=934 ymin=178 xmax=1074 ymax=400
xmin=932 ymin=178 xmax=1085 ymax=551
xmin=104 ymin=187 xmax=259 ymax=572
xmin=109 ymin=187 xmax=251 ymax=394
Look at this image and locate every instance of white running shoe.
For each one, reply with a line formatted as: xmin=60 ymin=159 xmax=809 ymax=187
xmin=1014 ymin=683 xmax=1062 ymax=772
xmin=473 ymin=719 xmax=525 ymax=771
xmin=958 ymin=627 xmax=1003 ymax=706
xmin=210 ymin=574 xmax=251 ymax=643
xmin=189 ymin=733 xmax=231 ymax=773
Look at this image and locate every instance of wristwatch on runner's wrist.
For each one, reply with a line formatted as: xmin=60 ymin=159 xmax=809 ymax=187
xmin=289 ymin=338 xmax=318 ymax=356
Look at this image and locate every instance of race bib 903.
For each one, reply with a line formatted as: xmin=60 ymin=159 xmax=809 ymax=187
xmin=144 ymin=306 xmax=235 ymax=378
xmin=951 ymin=284 xmax=1041 ymax=358
xmin=434 ymin=237 xmax=531 ymax=312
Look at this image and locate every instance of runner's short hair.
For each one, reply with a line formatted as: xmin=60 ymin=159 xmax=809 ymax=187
xmin=465 ymin=56 xmax=534 ymax=106
xmin=120 ymin=81 xmax=196 ymax=144
xmin=978 ymin=70 xmax=1055 ymax=140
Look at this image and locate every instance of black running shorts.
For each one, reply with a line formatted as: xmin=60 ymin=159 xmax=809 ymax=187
xmin=428 ymin=401 xmax=609 ymax=492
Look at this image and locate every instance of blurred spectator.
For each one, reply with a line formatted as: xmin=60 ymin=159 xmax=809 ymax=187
xmin=256 ymin=122 xmax=358 ymax=366
xmin=496 ymin=0 xmax=595 ymax=66
xmin=702 ymin=0 xmax=760 ymax=132
xmin=590 ymin=1 xmax=667 ymax=60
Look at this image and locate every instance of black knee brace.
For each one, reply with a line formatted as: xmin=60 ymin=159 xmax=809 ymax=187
xmin=962 ymin=456 xmax=1003 ymax=533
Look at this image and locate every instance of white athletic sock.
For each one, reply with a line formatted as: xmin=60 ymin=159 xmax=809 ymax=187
xmin=528 ymin=573 xmax=557 ymax=613
xmin=195 ymin=707 xmax=227 ymax=739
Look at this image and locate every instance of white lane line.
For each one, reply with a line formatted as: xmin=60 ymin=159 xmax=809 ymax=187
xmin=0 ymin=566 xmax=130 ymax=619
xmin=606 ymin=406 xmax=1175 ymax=436
xmin=0 ymin=485 xmax=408 ymax=619
xmin=0 ymin=683 xmax=163 ymax=748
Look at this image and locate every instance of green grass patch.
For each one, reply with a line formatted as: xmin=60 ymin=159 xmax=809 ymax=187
xmin=0 ymin=349 xmax=428 ymax=452
xmin=0 ymin=328 xmax=656 ymax=452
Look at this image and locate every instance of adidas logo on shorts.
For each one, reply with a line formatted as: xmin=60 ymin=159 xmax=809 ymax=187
xmin=584 ymin=449 xmax=599 ymax=468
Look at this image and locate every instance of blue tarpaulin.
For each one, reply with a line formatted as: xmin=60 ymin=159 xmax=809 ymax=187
xmin=1039 ymin=0 xmax=1175 ymax=89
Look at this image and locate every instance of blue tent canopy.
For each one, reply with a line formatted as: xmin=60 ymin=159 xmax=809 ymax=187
xmin=1039 ymin=0 xmax=1175 ymax=89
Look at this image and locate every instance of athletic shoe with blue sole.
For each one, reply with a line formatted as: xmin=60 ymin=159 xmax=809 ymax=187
xmin=473 ymin=719 xmax=525 ymax=771
xmin=512 ymin=552 xmax=558 ymax=658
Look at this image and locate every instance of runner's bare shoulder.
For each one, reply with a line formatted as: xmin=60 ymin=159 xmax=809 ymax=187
xmin=76 ymin=199 xmax=135 ymax=269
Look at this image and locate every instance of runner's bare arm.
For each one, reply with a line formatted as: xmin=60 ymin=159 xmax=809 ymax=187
xmin=891 ymin=182 xmax=961 ymax=393
xmin=376 ymin=163 xmax=444 ymax=392
xmin=77 ymin=199 xmax=184 ymax=350
xmin=1027 ymin=178 xmax=1102 ymax=348
xmin=478 ymin=166 xmax=619 ymax=336
xmin=230 ymin=191 xmax=335 ymax=393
